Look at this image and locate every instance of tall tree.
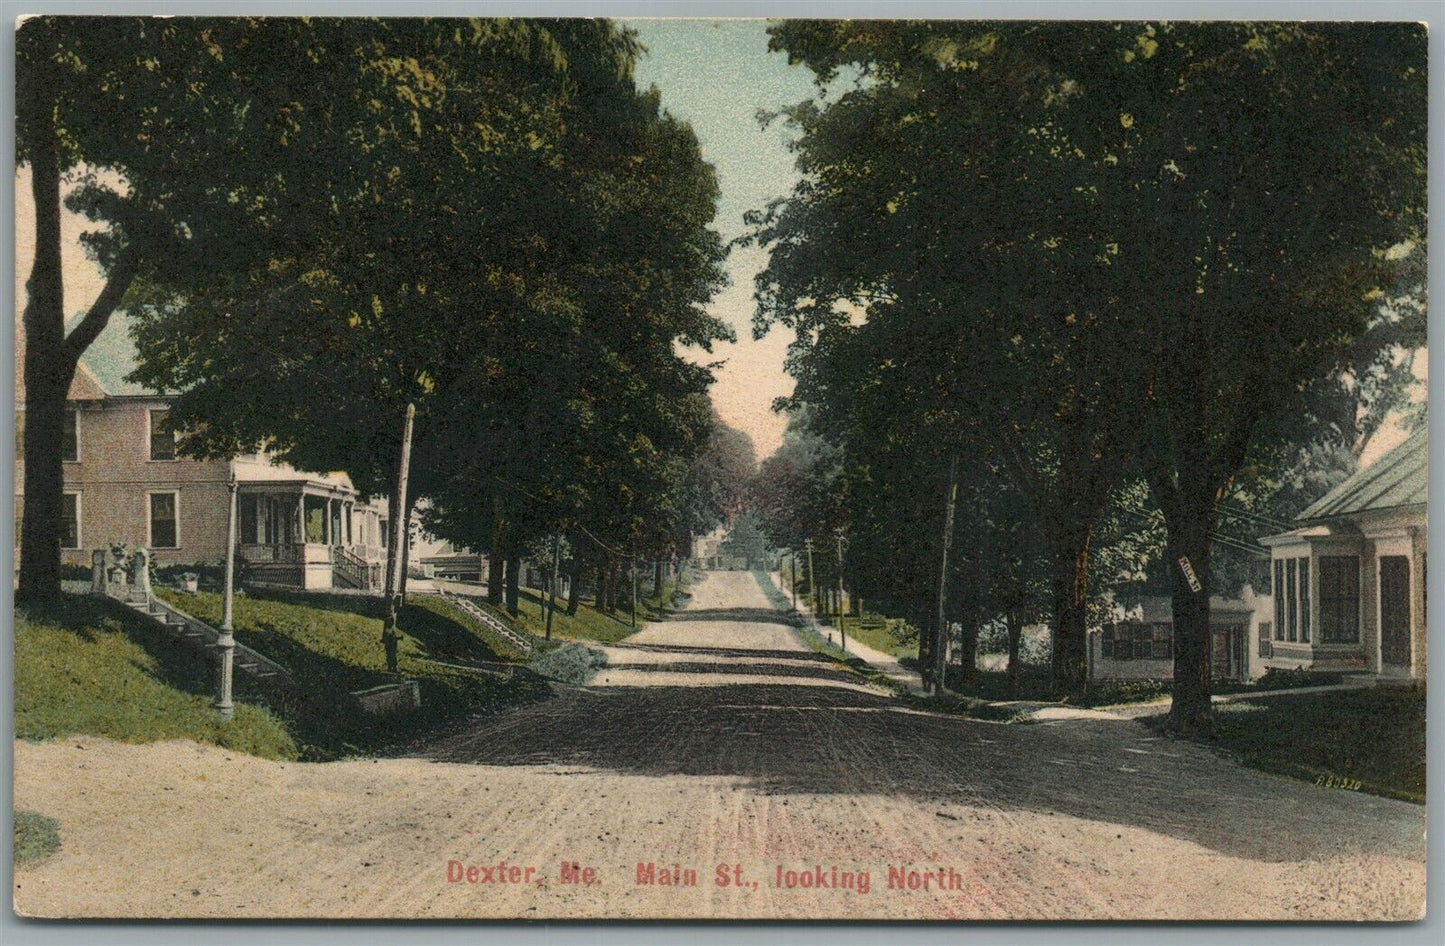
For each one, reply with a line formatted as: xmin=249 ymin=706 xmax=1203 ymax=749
xmin=15 ymin=17 xmax=313 ymax=599
xmin=1109 ymin=23 xmax=1428 ymax=734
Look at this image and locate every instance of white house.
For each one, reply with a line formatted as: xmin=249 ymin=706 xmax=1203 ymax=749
xmin=1259 ymin=428 xmax=1426 ymax=680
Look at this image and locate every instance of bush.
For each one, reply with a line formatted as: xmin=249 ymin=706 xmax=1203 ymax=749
xmin=1254 ymin=666 xmax=1345 ymax=691
xmin=1081 ymin=679 xmax=1169 ymax=707
xmin=527 ymin=641 xmax=606 ymax=685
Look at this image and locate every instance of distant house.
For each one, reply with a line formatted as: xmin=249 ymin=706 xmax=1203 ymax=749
xmin=15 ymin=313 xmax=393 ymax=591
xmin=1089 ymin=589 xmax=1268 ymax=685
xmin=1260 ymin=428 xmax=1426 ymax=680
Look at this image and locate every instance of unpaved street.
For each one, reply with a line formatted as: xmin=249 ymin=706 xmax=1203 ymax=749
xmin=13 ymin=570 xmax=1425 ymax=920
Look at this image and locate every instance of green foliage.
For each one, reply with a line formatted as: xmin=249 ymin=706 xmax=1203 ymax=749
xmin=526 ymin=641 xmax=607 ymax=685
xmin=1081 ymin=680 xmax=1170 ymax=708
xmin=152 ymin=589 xmax=546 ymax=757
xmin=14 ymin=810 xmax=62 ymax=867
xmin=15 ymin=596 xmax=297 ymax=759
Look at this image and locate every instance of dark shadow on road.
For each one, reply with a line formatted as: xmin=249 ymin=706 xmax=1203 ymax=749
xmin=417 ymin=676 xmax=1422 ymax=866
xmin=606 ymin=642 xmax=833 ymax=664
xmin=658 ymin=607 xmax=801 ymax=627
xmin=414 ymin=570 xmax=1423 ymax=867
xmin=598 ymin=661 xmax=864 ymax=684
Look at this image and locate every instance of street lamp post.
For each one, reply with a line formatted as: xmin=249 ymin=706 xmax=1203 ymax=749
xmin=216 ymin=478 xmax=238 ymax=721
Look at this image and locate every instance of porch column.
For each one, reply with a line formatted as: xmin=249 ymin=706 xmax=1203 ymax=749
xmin=297 ymin=493 xmax=306 ymax=544
xmin=324 ymin=497 xmax=333 ymax=546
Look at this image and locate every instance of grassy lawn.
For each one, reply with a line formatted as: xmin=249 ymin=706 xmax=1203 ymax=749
xmin=15 ymin=596 xmax=298 ymax=760
xmin=474 ymin=586 xmax=643 ymax=645
xmin=149 ymin=588 xmax=548 ymax=758
xmin=1212 ymin=687 xmax=1426 ymax=803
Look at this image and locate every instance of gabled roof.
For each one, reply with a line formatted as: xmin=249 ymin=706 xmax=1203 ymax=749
xmin=1297 ymin=427 xmax=1427 ymax=521
xmin=69 ymin=310 xmax=169 ymax=397
xmin=15 ymin=310 xmax=169 ymax=404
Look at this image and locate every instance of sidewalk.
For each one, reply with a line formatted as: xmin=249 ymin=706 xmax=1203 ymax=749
xmin=767 ymin=571 xmax=926 ymax=695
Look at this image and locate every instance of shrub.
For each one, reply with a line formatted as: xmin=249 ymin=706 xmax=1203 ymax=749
xmin=527 ymin=642 xmax=606 ymax=685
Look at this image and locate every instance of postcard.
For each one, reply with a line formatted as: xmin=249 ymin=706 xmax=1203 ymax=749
xmin=12 ymin=14 xmax=1427 ymax=921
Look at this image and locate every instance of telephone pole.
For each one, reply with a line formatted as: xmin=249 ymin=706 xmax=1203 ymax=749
xmin=381 ymin=402 xmax=415 ymax=675
xmin=804 ymin=539 xmax=816 ymax=617
xmin=835 ymin=530 xmax=847 ymax=654
xmin=790 ymin=550 xmax=797 ymax=609
xmin=933 ymin=453 xmax=960 ymax=695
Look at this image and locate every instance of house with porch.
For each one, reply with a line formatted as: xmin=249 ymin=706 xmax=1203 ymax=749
xmin=15 ymin=313 xmax=394 ymax=592
xmin=1259 ymin=427 xmax=1426 ymax=680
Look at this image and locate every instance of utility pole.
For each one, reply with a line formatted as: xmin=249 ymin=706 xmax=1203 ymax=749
xmin=381 ymin=402 xmax=415 ymax=675
xmin=630 ymin=558 xmax=638 ymax=628
xmin=216 ymin=476 xmax=238 ymax=721
xmin=933 ymin=453 xmax=960 ymax=695
xmin=546 ymin=534 xmax=560 ymax=640
xmin=836 ymin=530 xmax=847 ymax=654
xmin=804 ymin=539 xmax=816 ymax=617
xmin=790 ymin=550 xmax=797 ymax=609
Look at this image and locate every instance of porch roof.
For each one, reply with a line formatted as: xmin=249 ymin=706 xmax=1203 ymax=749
xmin=232 ymin=455 xmax=357 ymax=497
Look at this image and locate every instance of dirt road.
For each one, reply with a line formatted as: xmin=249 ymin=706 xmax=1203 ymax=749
xmin=13 ymin=570 xmax=1425 ymax=920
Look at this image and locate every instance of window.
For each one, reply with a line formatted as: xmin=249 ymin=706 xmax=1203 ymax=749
xmin=1258 ymin=622 xmax=1273 ymax=658
xmin=1149 ymin=623 xmax=1172 ymax=660
xmin=1273 ymin=560 xmax=1285 ymax=641
xmin=61 ymin=492 xmax=80 ymax=549
xmin=1286 ymin=559 xmax=1297 ymax=642
xmin=1299 ymin=558 xmax=1310 ymax=643
xmin=240 ymin=495 xmax=260 ymax=545
xmin=149 ymin=492 xmax=179 ymax=549
xmin=1319 ymin=555 xmax=1360 ymax=643
xmin=148 ymin=409 xmax=177 ymax=461
xmin=62 ymin=408 xmax=79 ymax=462
xmin=1102 ymin=623 xmax=1170 ymax=660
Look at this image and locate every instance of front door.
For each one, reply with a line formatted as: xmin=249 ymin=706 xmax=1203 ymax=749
xmin=1379 ymin=555 xmax=1412 ymax=669
xmin=1210 ymin=625 xmax=1243 ymax=681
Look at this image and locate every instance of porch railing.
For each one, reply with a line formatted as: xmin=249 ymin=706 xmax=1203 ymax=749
xmin=333 ymin=544 xmax=383 ymax=591
xmin=239 ymin=543 xmax=304 ymax=565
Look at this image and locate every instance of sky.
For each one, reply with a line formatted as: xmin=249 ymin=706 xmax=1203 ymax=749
xmin=626 ymin=18 xmax=817 ymax=459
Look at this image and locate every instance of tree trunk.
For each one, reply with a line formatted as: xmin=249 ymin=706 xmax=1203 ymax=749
xmin=1049 ymin=538 xmax=1091 ymax=701
xmin=654 ymin=558 xmax=664 ymax=598
xmin=565 ymin=544 xmax=582 ymax=616
xmin=487 ymin=499 xmax=504 ymax=605
xmin=958 ymin=618 xmax=980 ymax=686
xmin=505 ymin=547 xmax=521 ymax=616
xmin=1006 ymin=609 xmax=1023 ymax=697
xmin=1166 ymin=512 xmax=1215 ymax=737
xmin=397 ymin=492 xmax=415 ymax=606
xmin=17 ymin=109 xmax=68 ymax=603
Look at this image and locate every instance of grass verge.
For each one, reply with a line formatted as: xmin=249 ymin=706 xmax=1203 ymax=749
xmin=14 ymin=810 xmax=62 ymax=867
xmin=749 ymin=570 xmax=902 ymax=694
xmin=149 ymin=588 xmax=549 ymax=758
xmin=15 ymin=595 xmax=298 ymax=760
xmin=1209 ymin=686 xmax=1425 ymax=803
